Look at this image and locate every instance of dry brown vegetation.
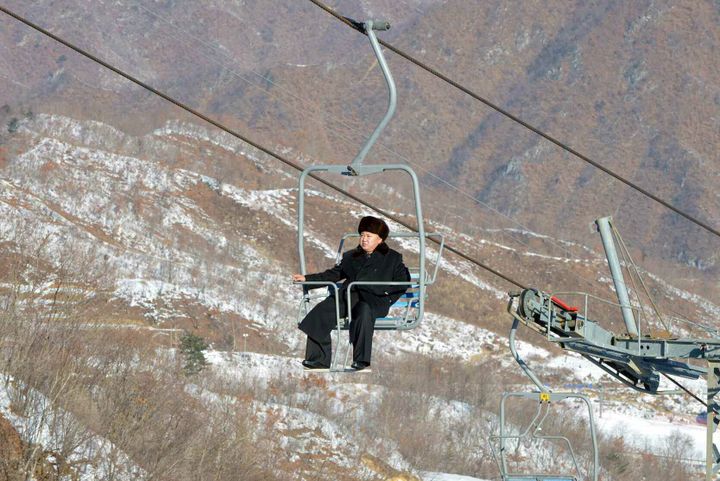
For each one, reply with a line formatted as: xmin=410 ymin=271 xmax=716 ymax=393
xmin=0 ymin=2 xmax=716 ymax=477
xmin=0 ymin=132 xmax=707 ymax=480
xmin=0 ymin=235 xmax=278 ymax=481
xmin=0 ymin=227 xmax=704 ymax=481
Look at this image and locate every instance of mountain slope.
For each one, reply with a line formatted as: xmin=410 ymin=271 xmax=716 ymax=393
xmin=0 ymin=113 xmax=713 ymax=479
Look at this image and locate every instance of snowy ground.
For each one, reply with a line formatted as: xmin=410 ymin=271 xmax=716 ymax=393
xmin=421 ymin=473 xmax=488 ymax=481
xmin=205 ymin=344 xmax=714 ymax=470
xmin=547 ymin=351 xmax=710 ymax=460
xmin=598 ymin=410 xmax=706 ymax=460
xmin=0 ymin=376 xmax=144 ymax=480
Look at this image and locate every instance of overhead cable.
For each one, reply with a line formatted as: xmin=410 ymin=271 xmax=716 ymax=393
xmin=132 ymin=1 xmax=602 ymax=294
xmin=307 ymin=0 xmax=720 ymax=239
xmin=0 ymin=5 xmax=525 ymax=290
xmin=663 ymin=373 xmax=706 ymax=407
xmin=4 ymin=4 xmax=713 ymax=409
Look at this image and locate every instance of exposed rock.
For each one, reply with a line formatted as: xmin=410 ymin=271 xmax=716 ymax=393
xmin=0 ymin=414 xmax=23 ymax=481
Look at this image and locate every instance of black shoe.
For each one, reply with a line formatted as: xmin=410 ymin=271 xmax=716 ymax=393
xmin=350 ymin=361 xmax=370 ymax=371
xmin=302 ymin=360 xmax=329 ymax=370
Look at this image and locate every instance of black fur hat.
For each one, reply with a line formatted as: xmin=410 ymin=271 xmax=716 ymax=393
xmin=358 ymin=216 xmax=389 ymax=240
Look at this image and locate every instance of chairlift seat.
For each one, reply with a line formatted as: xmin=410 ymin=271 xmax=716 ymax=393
xmin=330 ymin=275 xmax=423 ymax=331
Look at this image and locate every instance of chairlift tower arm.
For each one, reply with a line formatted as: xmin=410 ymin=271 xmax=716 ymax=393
xmin=506 ymin=216 xmax=720 ymax=480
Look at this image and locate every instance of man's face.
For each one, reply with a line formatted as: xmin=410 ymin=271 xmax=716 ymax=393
xmin=359 ymin=231 xmax=383 ymax=253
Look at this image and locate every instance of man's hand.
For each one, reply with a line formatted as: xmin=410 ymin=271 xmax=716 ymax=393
xmin=292 ymin=274 xmax=306 ymax=282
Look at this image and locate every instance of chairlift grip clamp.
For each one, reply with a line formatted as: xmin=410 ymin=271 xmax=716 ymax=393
xmin=368 ymin=20 xmax=391 ymax=31
xmin=343 ymin=17 xmax=391 ymax=33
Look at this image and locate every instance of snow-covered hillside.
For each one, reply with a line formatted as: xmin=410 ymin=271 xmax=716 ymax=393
xmin=0 ymin=114 xmax=715 ymax=480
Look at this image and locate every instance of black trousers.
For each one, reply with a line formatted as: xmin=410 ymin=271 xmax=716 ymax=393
xmin=298 ymin=295 xmax=375 ymax=367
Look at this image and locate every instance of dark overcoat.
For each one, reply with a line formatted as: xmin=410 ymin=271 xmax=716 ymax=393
xmin=304 ymin=242 xmax=410 ymax=320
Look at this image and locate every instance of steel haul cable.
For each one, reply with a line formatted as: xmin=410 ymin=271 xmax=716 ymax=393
xmin=0 ymin=4 xmax=525 ymax=290
xmin=131 ymin=1 xmax=606 ymax=297
xmin=140 ymin=4 xmax=716 ymax=318
xmin=307 ymin=0 xmax=720 ymax=240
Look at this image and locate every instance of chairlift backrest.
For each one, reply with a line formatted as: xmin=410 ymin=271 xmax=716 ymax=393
xmin=331 ymin=232 xmax=445 ymax=330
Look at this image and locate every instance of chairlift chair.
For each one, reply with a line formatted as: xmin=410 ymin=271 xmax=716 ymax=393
xmin=294 ymin=20 xmax=444 ymax=371
xmin=489 ymin=304 xmax=599 ymax=481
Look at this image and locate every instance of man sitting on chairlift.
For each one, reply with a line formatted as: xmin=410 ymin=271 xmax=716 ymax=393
xmin=293 ymin=216 xmax=410 ymax=371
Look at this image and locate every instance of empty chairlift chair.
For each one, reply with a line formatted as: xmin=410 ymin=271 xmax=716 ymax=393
xmin=488 ymin=295 xmax=599 ymax=481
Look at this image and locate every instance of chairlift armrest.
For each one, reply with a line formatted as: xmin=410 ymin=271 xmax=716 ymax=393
xmin=344 ymin=281 xmax=418 ymax=307
xmin=295 ymin=281 xmax=342 ymax=327
xmin=295 ymin=280 xmax=340 ymax=291
xmin=345 ymin=280 xmax=416 ymax=288
xmin=295 ymin=280 xmax=340 ymax=297
xmin=345 ymin=281 xmax=415 ymax=285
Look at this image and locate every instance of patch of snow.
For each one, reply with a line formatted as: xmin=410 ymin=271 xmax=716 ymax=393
xmin=645 ymin=271 xmax=720 ymax=320
xmin=0 ymin=375 xmax=145 ymax=480
xmin=598 ymin=409 xmax=706 ymax=460
xmin=205 ymin=350 xmax=300 ymax=389
xmin=152 ymin=120 xmax=292 ymax=178
xmin=379 ymin=311 xmax=548 ymax=362
xmin=421 ymin=473 xmax=489 ymax=481
xmin=219 ymin=184 xmax=336 ymax=258
xmin=545 ymin=351 xmax=610 ymax=381
xmin=114 ymin=273 xmax=295 ymax=336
